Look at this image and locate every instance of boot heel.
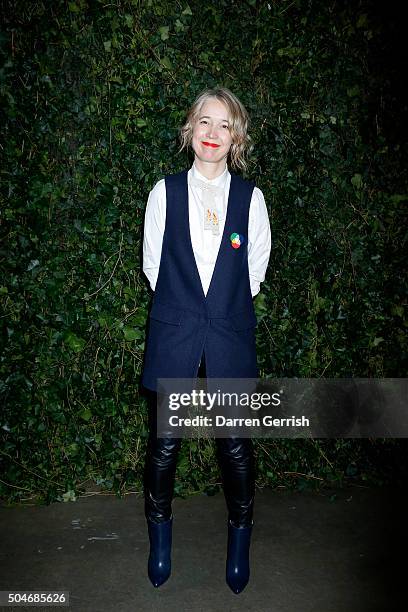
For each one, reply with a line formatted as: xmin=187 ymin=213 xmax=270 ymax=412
xmin=147 ymin=516 xmax=173 ymax=587
xmin=226 ymin=519 xmax=253 ymax=594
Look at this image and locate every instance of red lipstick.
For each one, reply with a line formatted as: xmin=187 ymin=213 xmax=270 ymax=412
xmin=202 ymin=141 xmax=220 ymax=148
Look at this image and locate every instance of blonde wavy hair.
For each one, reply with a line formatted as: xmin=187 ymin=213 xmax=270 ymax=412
xmin=178 ymin=87 xmax=254 ymax=173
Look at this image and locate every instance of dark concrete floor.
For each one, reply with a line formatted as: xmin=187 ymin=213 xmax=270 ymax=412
xmin=0 ymin=485 xmax=406 ymax=612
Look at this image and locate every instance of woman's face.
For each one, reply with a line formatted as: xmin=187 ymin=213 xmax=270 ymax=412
xmin=191 ymin=98 xmax=233 ymax=165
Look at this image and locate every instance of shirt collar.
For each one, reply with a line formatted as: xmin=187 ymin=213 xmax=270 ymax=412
xmin=190 ymin=162 xmax=229 ymax=190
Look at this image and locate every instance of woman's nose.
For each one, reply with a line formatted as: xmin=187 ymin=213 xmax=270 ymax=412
xmin=206 ymin=125 xmax=217 ymax=138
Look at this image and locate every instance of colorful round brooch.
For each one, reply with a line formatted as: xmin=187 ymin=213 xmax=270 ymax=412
xmin=230 ymin=232 xmax=245 ymax=249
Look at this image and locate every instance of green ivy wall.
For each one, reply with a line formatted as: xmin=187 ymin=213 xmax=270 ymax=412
xmin=1 ymin=0 xmax=406 ymax=503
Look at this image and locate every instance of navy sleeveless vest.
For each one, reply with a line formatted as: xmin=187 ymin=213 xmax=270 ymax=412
xmin=142 ymin=169 xmax=259 ymax=392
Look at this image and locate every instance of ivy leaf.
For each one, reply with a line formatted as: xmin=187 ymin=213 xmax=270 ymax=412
xmin=391 ymin=305 xmax=404 ymax=317
xmin=356 ymin=14 xmax=368 ymax=28
xmin=27 ymin=259 xmax=40 ymax=271
xmin=158 ymin=26 xmax=170 ymax=41
xmin=254 ymin=293 xmax=268 ymax=317
xmin=68 ymin=2 xmax=80 ymax=12
xmin=62 ymin=489 xmax=77 ymax=502
xmin=64 ymin=332 xmax=86 ymax=352
xmin=80 ymin=409 xmax=92 ymax=422
xmin=351 ymin=173 xmax=363 ymax=189
xmin=161 ymin=56 xmax=173 ymax=70
xmin=123 ymin=327 xmax=142 ymax=341
xmin=124 ymin=14 xmax=133 ymax=28
xmin=347 ymin=85 xmax=359 ymax=97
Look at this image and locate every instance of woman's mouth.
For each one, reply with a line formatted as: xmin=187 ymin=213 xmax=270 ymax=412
xmin=202 ymin=141 xmax=220 ymax=148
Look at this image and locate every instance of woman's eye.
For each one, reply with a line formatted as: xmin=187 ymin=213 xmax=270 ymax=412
xmin=200 ymin=120 xmax=208 ymax=124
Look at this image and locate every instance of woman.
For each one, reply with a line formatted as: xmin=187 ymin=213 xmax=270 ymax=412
xmin=141 ymin=87 xmax=271 ymax=593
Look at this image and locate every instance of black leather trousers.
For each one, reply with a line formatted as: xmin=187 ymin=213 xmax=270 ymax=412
xmin=143 ymin=360 xmax=255 ymax=528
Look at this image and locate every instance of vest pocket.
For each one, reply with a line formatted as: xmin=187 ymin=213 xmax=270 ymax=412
xmin=149 ymin=302 xmax=183 ymax=326
xmin=229 ymin=310 xmax=258 ymax=331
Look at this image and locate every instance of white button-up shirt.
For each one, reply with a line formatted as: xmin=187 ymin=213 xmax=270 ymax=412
xmin=143 ymin=162 xmax=271 ymax=297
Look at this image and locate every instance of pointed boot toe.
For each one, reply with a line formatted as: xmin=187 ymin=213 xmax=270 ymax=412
xmin=226 ymin=520 xmax=253 ymax=594
xmin=147 ymin=516 xmax=173 ymax=587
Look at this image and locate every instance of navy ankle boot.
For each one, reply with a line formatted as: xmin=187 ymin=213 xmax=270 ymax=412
xmin=226 ymin=520 xmax=253 ymax=594
xmin=147 ymin=516 xmax=173 ymax=587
